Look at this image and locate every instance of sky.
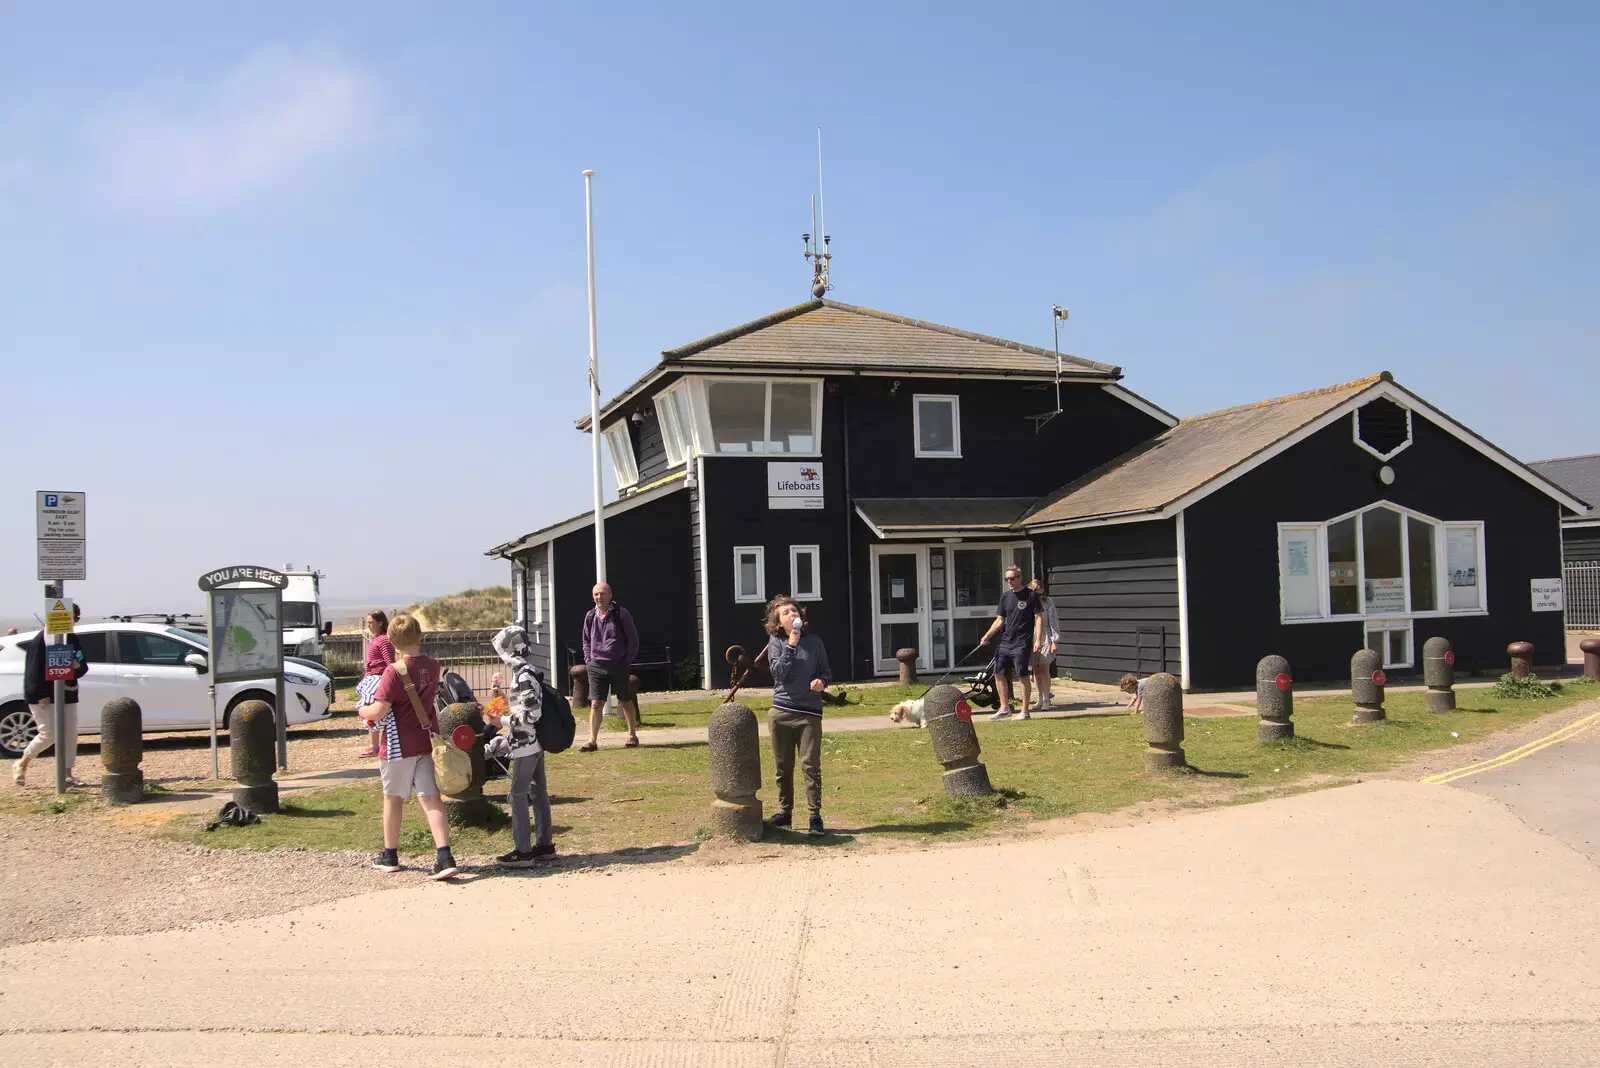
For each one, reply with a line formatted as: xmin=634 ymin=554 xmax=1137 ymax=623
xmin=2 ymin=2 xmax=1597 ymax=620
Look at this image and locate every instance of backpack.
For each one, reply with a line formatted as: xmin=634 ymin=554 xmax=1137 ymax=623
xmin=534 ymin=680 xmax=575 ymax=754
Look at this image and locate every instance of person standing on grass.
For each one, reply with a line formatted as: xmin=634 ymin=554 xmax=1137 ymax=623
xmin=763 ymin=595 xmax=832 ymax=837
xmin=358 ymin=613 xmax=458 ymax=880
xmin=1028 ymin=579 xmax=1061 ymax=711
xmin=487 ymin=625 xmax=557 ymax=867
xmin=12 ymin=605 xmax=89 ymax=787
xmin=979 ymin=567 xmax=1042 ymax=720
xmin=356 ymin=610 xmax=395 ymax=758
xmin=578 ymin=582 xmax=640 ymax=752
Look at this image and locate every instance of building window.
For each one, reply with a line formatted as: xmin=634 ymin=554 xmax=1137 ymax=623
xmin=1353 ymin=398 xmax=1413 ymax=460
xmin=1366 ymin=620 xmax=1413 ymax=669
xmin=512 ymin=568 xmax=526 ymax=625
xmin=654 ymin=383 xmax=696 ymax=466
xmin=688 ymin=377 xmax=822 ymax=456
xmin=913 ymin=395 xmax=961 ymax=458
xmin=734 ymin=546 xmax=765 ymax=603
xmin=790 ymin=545 xmax=821 ymax=600
xmin=1278 ymin=504 xmax=1485 ymax=622
xmin=531 ymin=569 xmax=544 ymax=625
xmin=604 ymin=424 xmax=639 ymax=489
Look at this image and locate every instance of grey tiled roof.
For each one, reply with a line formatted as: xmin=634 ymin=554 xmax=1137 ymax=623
xmin=666 ymin=299 xmax=1119 ymax=377
xmin=1530 ymin=455 xmax=1600 ymax=517
xmin=855 ymin=497 xmax=1038 ymax=534
xmin=1022 ymin=375 xmax=1387 ymax=526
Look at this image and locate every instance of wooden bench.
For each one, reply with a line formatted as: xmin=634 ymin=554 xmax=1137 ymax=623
xmin=566 ymin=642 xmax=676 ymax=691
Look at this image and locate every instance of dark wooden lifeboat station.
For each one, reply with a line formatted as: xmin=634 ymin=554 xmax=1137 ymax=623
xmin=487 ymin=300 xmax=1588 ymax=690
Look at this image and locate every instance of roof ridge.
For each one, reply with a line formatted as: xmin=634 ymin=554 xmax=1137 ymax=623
xmin=662 ymin=300 xmax=824 ymax=361
xmin=1529 ymin=453 xmax=1600 ymax=465
xmin=820 ymin=299 xmax=1120 ymax=376
xmin=1178 ymin=372 xmax=1388 ymax=424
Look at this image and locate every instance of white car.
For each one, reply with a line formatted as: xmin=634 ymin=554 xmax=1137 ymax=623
xmin=0 ymin=622 xmax=334 ymax=759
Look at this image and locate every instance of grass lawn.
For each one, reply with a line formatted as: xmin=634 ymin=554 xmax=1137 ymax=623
xmin=165 ymin=681 xmax=1597 ymax=861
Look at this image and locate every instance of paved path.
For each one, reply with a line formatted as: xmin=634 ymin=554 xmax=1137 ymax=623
xmin=4 ymin=708 xmax=1599 ymax=1066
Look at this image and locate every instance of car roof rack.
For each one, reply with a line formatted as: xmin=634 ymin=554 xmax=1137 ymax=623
xmin=104 ymin=613 xmax=208 ymax=629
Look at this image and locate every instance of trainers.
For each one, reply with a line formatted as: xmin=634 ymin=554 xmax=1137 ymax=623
xmin=765 ymin=810 xmax=792 ymax=827
xmin=371 ymin=849 xmax=402 ymax=873
xmin=532 ymin=844 xmax=558 ymax=861
xmin=64 ymin=774 xmax=86 ymax=787
xmin=1016 ymin=710 xmax=1031 ymax=720
xmin=429 ymin=853 xmax=459 ymax=881
xmin=808 ymin=814 xmax=825 ymax=837
xmin=495 ymin=849 xmax=536 ymax=868
xmin=12 ymin=761 xmax=25 ymax=787
xmin=358 ymin=745 xmax=379 ymax=757
xmin=989 ymin=709 xmax=1015 ymax=721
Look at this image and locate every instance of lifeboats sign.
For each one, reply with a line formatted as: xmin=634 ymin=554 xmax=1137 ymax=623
xmin=768 ymin=462 xmax=824 ymax=510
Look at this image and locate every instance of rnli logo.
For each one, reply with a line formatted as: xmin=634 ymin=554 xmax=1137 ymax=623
xmin=800 ymin=467 xmax=819 ymax=480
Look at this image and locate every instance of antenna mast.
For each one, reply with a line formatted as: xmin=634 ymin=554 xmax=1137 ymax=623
xmin=1028 ymin=304 xmax=1071 ymax=434
xmin=802 ymin=128 xmax=832 ymax=298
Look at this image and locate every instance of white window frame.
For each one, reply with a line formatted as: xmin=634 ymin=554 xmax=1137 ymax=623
xmin=512 ymin=567 xmax=527 ymax=625
xmin=653 ymin=382 xmax=697 ymax=467
xmin=1365 ymin=619 xmax=1414 ymax=669
xmin=790 ymin=545 xmax=821 ymax=601
xmin=685 ymin=376 xmax=823 ymax=458
xmin=733 ymin=545 xmax=766 ymax=603
xmin=1277 ymin=502 xmax=1487 ymax=624
xmin=604 ymin=423 xmax=639 ymax=490
xmin=1352 ymin=403 xmax=1414 ymax=461
xmin=913 ymin=394 xmax=962 ymax=458
xmin=531 ymin=569 xmax=544 ymax=626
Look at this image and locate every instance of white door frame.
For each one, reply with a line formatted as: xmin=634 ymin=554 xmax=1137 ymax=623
xmin=870 ymin=545 xmax=931 ymax=673
xmin=869 ymin=541 xmax=1036 ymax=677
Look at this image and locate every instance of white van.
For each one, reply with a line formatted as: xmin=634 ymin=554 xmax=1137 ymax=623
xmin=0 ymin=623 xmax=334 ymax=759
xmin=282 ymin=568 xmax=331 ymax=662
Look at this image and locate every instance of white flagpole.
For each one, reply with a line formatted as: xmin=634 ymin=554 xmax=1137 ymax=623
xmin=584 ymin=169 xmax=607 ymax=584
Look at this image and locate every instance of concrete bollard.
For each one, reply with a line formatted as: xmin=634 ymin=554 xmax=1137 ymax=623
xmin=1423 ymin=637 xmax=1456 ymax=713
xmin=923 ymin=684 xmax=994 ymax=796
xmin=1141 ymin=673 xmax=1187 ymax=771
xmin=435 ymin=702 xmax=490 ymax=827
xmin=230 ymin=699 xmax=280 ymax=813
xmin=1581 ymin=637 xmax=1600 ymax=681
xmin=895 ymin=648 xmax=918 ymax=687
xmin=1351 ymin=649 xmax=1386 ymax=724
xmin=100 ymin=697 xmax=144 ymax=804
xmin=569 ymin=664 xmax=590 ymax=706
xmin=707 ymin=702 xmax=763 ymax=840
xmin=1507 ymin=642 xmax=1534 ymax=680
xmin=1255 ymin=656 xmax=1294 ymax=741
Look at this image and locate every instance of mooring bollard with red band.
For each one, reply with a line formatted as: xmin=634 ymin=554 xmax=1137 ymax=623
xmin=1423 ymin=636 xmax=1456 ymax=713
xmin=1507 ymin=642 xmax=1535 ymax=680
xmin=1582 ymin=637 xmax=1600 ymax=682
xmin=923 ymin=684 xmax=993 ymax=796
xmin=1256 ymin=655 xmax=1294 ymax=741
xmin=1351 ymin=649 xmax=1386 ymax=724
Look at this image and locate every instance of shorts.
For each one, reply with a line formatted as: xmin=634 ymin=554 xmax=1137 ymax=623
xmin=379 ymin=753 xmax=438 ymax=799
xmin=586 ymin=662 xmax=635 ymax=703
xmin=992 ymin=644 xmax=1031 ymax=676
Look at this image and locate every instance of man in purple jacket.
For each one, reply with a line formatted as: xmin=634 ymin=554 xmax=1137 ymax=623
xmin=578 ymin=582 xmax=641 ymax=751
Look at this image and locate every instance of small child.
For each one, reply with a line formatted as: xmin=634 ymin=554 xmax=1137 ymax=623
xmin=1119 ymin=672 xmax=1148 ymax=715
xmin=486 ymin=625 xmax=556 ymax=868
xmin=356 ymin=610 xmax=396 ymax=758
xmin=359 ymin=613 xmax=457 ymax=880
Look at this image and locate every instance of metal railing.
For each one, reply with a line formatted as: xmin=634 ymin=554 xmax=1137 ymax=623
xmin=1565 ymin=562 xmax=1600 ymax=630
xmin=323 ymin=630 xmax=504 ymax=700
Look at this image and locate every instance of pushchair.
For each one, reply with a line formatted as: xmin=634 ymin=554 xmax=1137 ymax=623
xmin=959 ymin=657 xmax=1001 ymax=710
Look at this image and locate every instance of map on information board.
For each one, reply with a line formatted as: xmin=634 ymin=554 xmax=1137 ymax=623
xmin=209 ymin=589 xmax=283 ymax=681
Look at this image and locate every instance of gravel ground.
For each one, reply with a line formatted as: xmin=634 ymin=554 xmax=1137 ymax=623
xmin=0 ymin=812 xmax=394 ymax=950
xmin=14 ymin=711 xmax=380 ymax=790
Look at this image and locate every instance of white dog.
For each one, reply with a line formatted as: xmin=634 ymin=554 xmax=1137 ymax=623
xmin=888 ymin=697 xmax=927 ymax=728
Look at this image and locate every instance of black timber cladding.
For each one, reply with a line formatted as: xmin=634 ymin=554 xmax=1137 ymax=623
xmin=1561 ymin=529 xmax=1600 ymax=565
xmin=1037 ymin=519 xmax=1180 ymax=685
xmin=507 ymin=543 xmax=553 ymax=677
xmin=541 ymin=489 xmax=697 ymax=689
xmin=1184 ymin=411 xmax=1565 ymax=688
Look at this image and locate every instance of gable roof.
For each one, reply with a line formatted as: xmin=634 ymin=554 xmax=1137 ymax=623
xmin=1022 ymin=373 xmax=1589 ymax=530
xmin=1530 ymin=454 xmax=1600 ymax=522
xmin=577 ymin=298 xmax=1124 ymax=430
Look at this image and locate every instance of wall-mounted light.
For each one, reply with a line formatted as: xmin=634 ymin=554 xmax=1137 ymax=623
xmin=630 ymin=409 xmax=645 ymax=425
xmin=890 ymin=379 xmax=901 ymax=395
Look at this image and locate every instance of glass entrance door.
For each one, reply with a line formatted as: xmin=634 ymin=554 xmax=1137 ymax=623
xmin=874 ymin=549 xmax=927 ymax=673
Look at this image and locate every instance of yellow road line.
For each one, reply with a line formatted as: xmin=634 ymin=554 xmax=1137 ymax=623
xmin=1422 ymin=709 xmax=1600 ymax=785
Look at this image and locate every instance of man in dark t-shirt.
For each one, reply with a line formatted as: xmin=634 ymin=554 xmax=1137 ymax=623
xmin=979 ymin=566 xmax=1043 ymax=720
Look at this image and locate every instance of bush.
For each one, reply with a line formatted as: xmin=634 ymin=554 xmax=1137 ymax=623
xmin=404 ymin=587 xmax=514 ymax=631
xmin=675 ymin=658 xmax=701 ymax=690
xmin=1490 ymin=672 xmax=1557 ymax=699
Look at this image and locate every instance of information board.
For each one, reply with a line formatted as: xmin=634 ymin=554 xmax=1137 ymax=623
xmin=209 ymin=588 xmax=285 ymax=682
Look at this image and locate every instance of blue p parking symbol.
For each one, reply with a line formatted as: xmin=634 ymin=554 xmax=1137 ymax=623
xmin=44 ymin=494 xmax=58 ymax=507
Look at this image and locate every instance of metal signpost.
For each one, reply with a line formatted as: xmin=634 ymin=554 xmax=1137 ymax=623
xmin=198 ymin=566 xmax=288 ymax=779
xmin=37 ymin=491 xmax=85 ymax=796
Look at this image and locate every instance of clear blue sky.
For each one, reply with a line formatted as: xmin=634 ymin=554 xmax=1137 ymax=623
xmin=2 ymin=2 xmax=1596 ymax=619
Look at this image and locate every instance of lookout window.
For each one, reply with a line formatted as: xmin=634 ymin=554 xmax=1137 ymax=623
xmin=1353 ymin=398 xmax=1412 ymax=460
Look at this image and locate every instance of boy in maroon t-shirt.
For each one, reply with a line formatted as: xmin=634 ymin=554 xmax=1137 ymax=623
xmin=356 ymin=613 xmax=457 ymax=880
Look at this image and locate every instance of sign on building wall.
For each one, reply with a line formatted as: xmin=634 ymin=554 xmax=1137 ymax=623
xmin=1365 ymin=577 xmax=1406 ymax=615
xmin=1530 ymin=578 xmax=1564 ymax=612
xmin=768 ymin=462 xmax=824 ymax=510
